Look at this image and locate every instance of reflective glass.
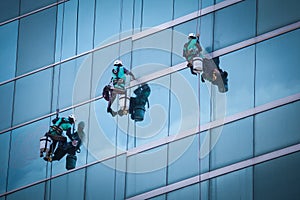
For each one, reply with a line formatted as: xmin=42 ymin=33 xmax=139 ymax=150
xmin=210 ymin=167 xmax=253 ymax=200
xmin=167 ymin=183 xmax=200 ymax=200
xmin=77 ymin=0 xmax=95 ymax=54
xmin=214 ymin=0 xmax=256 ymax=50
xmin=219 ymin=46 xmax=255 ymax=116
xmin=94 ymin=0 xmax=121 ymax=47
xmin=255 ymin=29 xmax=300 ymax=106
xmin=52 ymin=55 xmax=91 ymax=111
xmin=254 ymin=151 xmax=300 ymax=200
xmin=85 ymin=159 xmax=116 ymax=200
xmin=58 ymin=0 xmax=78 ymax=60
xmin=20 ymin=0 xmax=57 ymax=15
xmin=0 ymin=21 xmax=18 ymax=82
xmin=255 ymin=101 xmax=300 ymax=156
xmin=50 ymin=169 xmax=85 ymax=200
xmin=8 ymin=119 xmax=49 ymax=191
xmin=168 ymin=135 xmax=199 ymax=184
xmin=6 ymin=183 xmax=45 ymax=200
xmin=257 ymin=0 xmax=300 ymax=35
xmin=0 ymin=132 xmax=10 ymax=194
xmin=210 ymin=117 xmax=253 ymax=170
xmin=149 ymin=195 xmax=166 ymax=200
xmin=132 ymin=29 xmax=172 ymax=74
xmin=121 ymin=0 xmax=134 ymax=35
xmin=0 ymin=83 xmax=14 ymax=132
xmin=115 ymin=155 xmax=126 ymax=200
xmin=174 ymin=0 xmax=198 ymax=19
xmin=13 ymin=69 xmax=52 ymax=125
xmin=126 ymin=146 xmax=167 ymax=198
xmin=169 ymin=69 xmax=199 ymax=135
xmin=16 ymin=7 xmax=56 ymax=76
xmin=0 ymin=0 xmax=19 ymax=23
xmin=142 ymin=0 xmax=173 ymax=29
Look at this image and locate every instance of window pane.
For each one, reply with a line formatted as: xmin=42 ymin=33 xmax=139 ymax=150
xmin=142 ymin=0 xmax=173 ymax=29
xmin=218 ymin=46 xmax=255 ymax=116
xmin=13 ymin=69 xmax=52 ymax=125
xmin=255 ymin=29 xmax=300 ymax=106
xmin=50 ymin=169 xmax=85 ymax=200
xmin=8 ymin=119 xmax=49 ymax=191
xmin=257 ymin=0 xmax=300 ymax=35
xmin=210 ymin=167 xmax=253 ymax=200
xmin=254 ymin=101 xmax=300 ymax=156
xmin=77 ymin=0 xmax=95 ymax=54
xmin=174 ymin=0 xmax=198 ymax=19
xmin=20 ymin=0 xmax=57 ymax=15
xmin=6 ymin=183 xmax=45 ymax=200
xmin=126 ymin=146 xmax=167 ymax=198
xmin=0 ymin=21 xmax=18 ymax=82
xmin=94 ymin=0 xmax=121 ymax=46
xmin=85 ymin=159 xmax=116 ymax=200
xmin=214 ymin=0 xmax=256 ymax=50
xmin=57 ymin=0 xmax=78 ymax=60
xmin=210 ymin=117 xmax=253 ymax=170
xmin=168 ymin=135 xmax=199 ymax=184
xmin=0 ymin=0 xmax=19 ymax=23
xmin=0 ymin=83 xmax=14 ymax=131
xmin=0 ymin=132 xmax=10 ymax=194
xmin=16 ymin=7 xmax=56 ymax=76
xmin=254 ymin=151 xmax=300 ymax=200
xmin=167 ymin=183 xmax=200 ymax=200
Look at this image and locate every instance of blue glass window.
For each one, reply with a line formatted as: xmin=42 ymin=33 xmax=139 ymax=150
xmin=126 ymin=146 xmax=167 ymax=198
xmin=77 ymin=0 xmax=95 ymax=54
xmin=210 ymin=117 xmax=253 ymax=170
xmin=210 ymin=167 xmax=253 ymax=200
xmin=6 ymin=183 xmax=45 ymax=200
xmin=16 ymin=7 xmax=56 ymax=76
xmin=255 ymin=101 xmax=300 ymax=156
xmin=255 ymin=29 xmax=300 ymax=106
xmin=20 ymin=0 xmax=57 ymax=15
xmin=0 ymin=22 xmax=18 ymax=82
xmin=0 ymin=132 xmax=10 ymax=194
xmin=257 ymin=0 xmax=300 ymax=35
xmin=174 ymin=0 xmax=198 ymax=19
xmin=8 ymin=119 xmax=49 ymax=191
xmin=0 ymin=0 xmax=19 ymax=23
xmin=13 ymin=69 xmax=52 ymax=125
xmin=50 ymin=169 xmax=85 ymax=200
xmin=254 ymin=151 xmax=300 ymax=199
xmin=167 ymin=183 xmax=200 ymax=200
xmin=0 ymin=83 xmax=14 ymax=132
xmin=214 ymin=0 xmax=256 ymax=50
xmin=142 ymin=0 xmax=173 ymax=29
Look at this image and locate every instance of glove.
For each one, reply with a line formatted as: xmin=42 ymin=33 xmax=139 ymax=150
xmin=72 ymin=140 xmax=78 ymax=147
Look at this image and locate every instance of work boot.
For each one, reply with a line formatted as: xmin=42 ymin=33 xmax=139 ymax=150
xmin=43 ymin=155 xmax=52 ymax=162
xmin=107 ymin=107 xmax=117 ymax=117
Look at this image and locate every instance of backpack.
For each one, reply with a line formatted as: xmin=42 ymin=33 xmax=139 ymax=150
xmin=102 ymin=85 xmax=111 ymax=101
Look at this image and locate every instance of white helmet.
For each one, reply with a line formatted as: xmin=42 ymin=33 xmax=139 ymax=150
xmin=188 ymin=33 xmax=196 ymax=38
xmin=114 ymin=60 xmax=123 ymax=66
xmin=68 ymin=114 xmax=76 ymax=123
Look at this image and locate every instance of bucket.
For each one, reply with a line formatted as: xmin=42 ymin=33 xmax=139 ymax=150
xmin=133 ymin=106 xmax=145 ymax=121
xmin=66 ymin=154 xmax=77 ymax=170
xmin=119 ymin=94 xmax=130 ymax=112
xmin=40 ymin=136 xmax=52 ymax=153
xmin=192 ymin=57 xmax=203 ymax=72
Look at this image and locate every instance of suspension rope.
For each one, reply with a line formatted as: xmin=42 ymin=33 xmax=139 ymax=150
xmin=197 ymin=1 xmax=202 ymax=199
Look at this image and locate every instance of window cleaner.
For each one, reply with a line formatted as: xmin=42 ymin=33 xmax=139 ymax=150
xmin=41 ymin=114 xmax=76 ymax=162
xmin=183 ymin=33 xmax=203 ymax=75
xmin=104 ymin=60 xmax=135 ymax=117
xmin=129 ymin=84 xmax=151 ymax=122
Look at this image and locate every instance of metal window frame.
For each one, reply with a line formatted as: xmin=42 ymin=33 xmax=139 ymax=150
xmin=0 ymin=0 xmax=69 ymax=27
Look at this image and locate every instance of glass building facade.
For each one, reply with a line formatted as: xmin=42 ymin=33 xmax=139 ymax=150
xmin=1 ymin=0 xmax=300 ymax=199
